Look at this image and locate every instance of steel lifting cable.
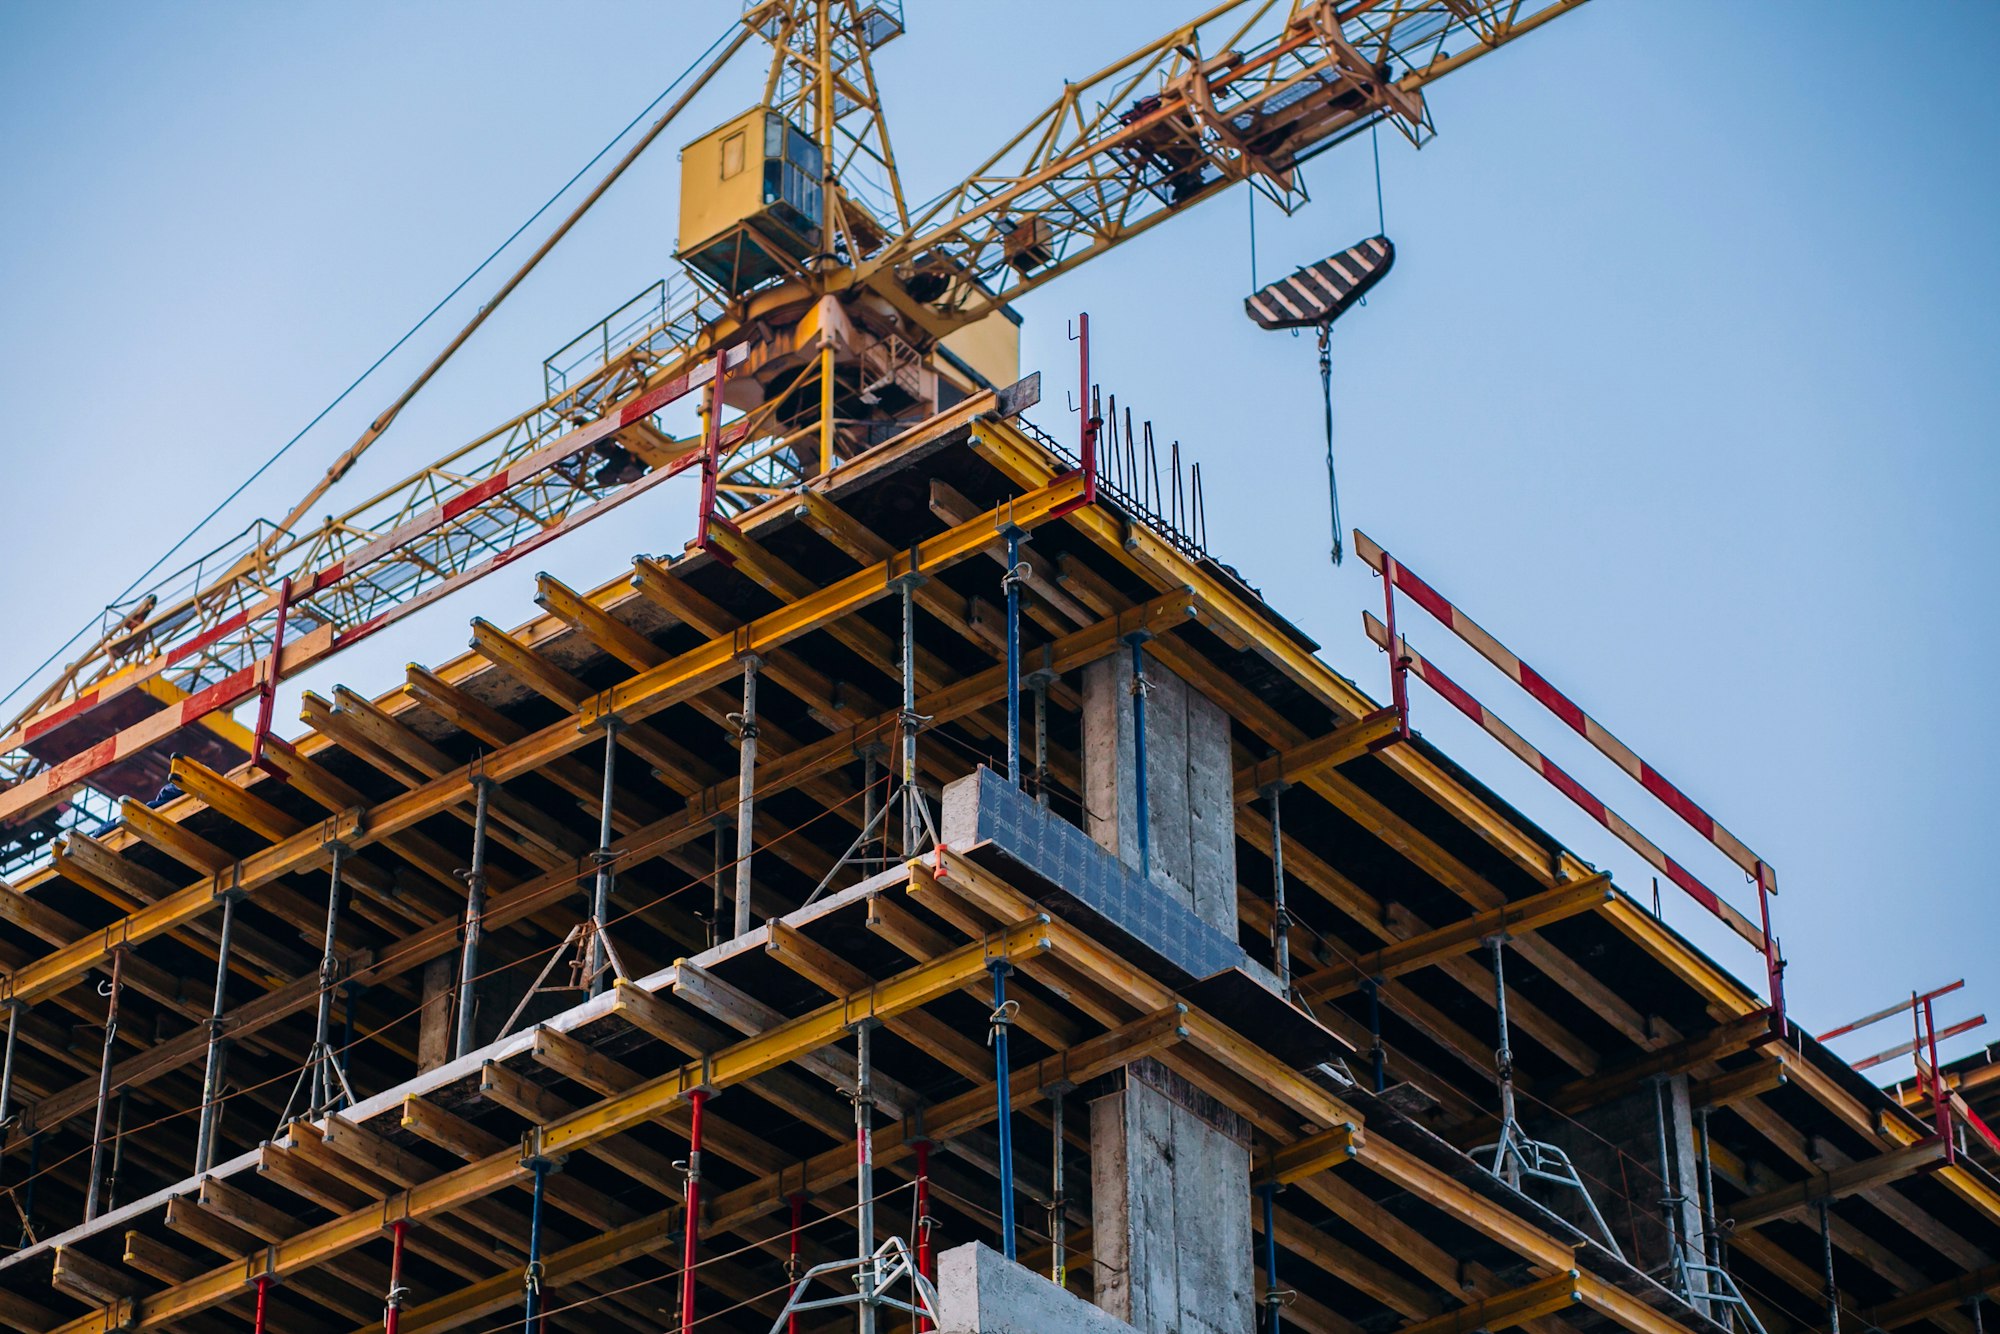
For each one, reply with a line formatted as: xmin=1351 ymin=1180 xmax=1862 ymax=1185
xmin=0 ymin=21 xmax=742 ymax=718
xmin=1319 ymin=321 xmax=1344 ymax=567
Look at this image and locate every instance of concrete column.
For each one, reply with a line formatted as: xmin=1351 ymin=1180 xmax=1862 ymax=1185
xmin=1088 ymin=1058 xmax=1254 ymax=1334
xmin=1080 ymin=653 xmax=1235 ymax=932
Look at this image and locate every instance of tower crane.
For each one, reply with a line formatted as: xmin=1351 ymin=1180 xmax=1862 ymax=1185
xmin=0 ymin=0 xmax=1591 ymax=866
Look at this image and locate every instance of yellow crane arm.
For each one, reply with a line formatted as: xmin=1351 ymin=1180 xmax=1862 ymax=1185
xmin=854 ymin=0 xmax=1592 ymax=330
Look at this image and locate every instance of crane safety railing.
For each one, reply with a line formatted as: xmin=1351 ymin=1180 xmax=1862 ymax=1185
xmin=541 ymin=272 xmax=726 ymax=417
xmin=0 ymin=344 xmax=749 ymax=846
xmin=1354 ymin=529 xmax=1788 ymax=1037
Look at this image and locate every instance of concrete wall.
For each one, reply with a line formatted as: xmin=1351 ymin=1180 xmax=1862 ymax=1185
xmin=1089 ymin=1057 xmax=1255 ymax=1334
xmin=934 ymin=1242 xmax=1139 ymax=1334
xmin=1081 ymin=648 xmax=1235 ymax=932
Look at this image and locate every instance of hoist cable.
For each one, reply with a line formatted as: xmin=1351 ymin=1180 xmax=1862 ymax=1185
xmin=1319 ymin=324 xmax=1343 ymax=567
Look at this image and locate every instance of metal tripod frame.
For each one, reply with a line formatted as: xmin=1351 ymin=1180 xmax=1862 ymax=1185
xmin=765 ymin=1235 xmax=940 ymax=1333
xmin=1469 ymin=933 xmax=1624 ymax=1258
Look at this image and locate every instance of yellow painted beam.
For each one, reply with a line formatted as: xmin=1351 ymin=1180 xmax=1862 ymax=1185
xmin=44 ymin=915 xmax=1055 ymax=1334
xmin=1233 ymin=708 xmax=1403 ymax=802
xmin=1296 ymin=875 xmax=1612 ymax=1000
xmin=1728 ymin=1139 xmax=1948 ymax=1230
xmin=1391 ymin=1272 xmax=1581 ymax=1334
xmin=1 ymin=474 xmax=1089 ymax=1008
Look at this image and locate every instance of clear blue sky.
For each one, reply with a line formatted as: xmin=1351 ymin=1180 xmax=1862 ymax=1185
xmin=2 ymin=2 xmax=1995 ymax=1076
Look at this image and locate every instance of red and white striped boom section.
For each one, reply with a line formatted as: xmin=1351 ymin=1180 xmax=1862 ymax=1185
xmin=0 ymin=346 xmax=746 ymax=830
xmin=1355 ymin=529 xmax=1787 ymax=1032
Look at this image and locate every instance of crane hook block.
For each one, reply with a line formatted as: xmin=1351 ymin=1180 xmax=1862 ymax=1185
xmin=1244 ymin=235 xmax=1394 ymax=331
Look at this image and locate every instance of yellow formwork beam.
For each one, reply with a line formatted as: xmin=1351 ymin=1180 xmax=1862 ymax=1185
xmin=1392 ymin=1272 xmax=1582 ymax=1334
xmin=1296 ymin=875 xmax=1612 ymax=1001
xmin=44 ymin=916 xmax=1055 ymax=1334
xmin=0 ymin=473 xmax=1087 ymax=1008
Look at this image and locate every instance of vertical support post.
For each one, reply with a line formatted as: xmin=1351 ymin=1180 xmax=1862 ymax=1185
xmin=861 ymin=748 xmax=881 ymax=861
xmin=1064 ymin=313 xmax=1099 ymax=509
xmin=1263 ymin=780 xmax=1293 ymax=997
xmin=1488 ymin=935 xmax=1518 ymax=1187
xmin=710 ymin=817 xmax=728 ymax=949
xmin=524 ymin=1159 xmax=548 ymax=1334
xmin=1756 ymin=862 xmax=1786 ymax=1040
xmin=18 ymin=1134 xmax=38 ymax=1247
xmin=733 ymin=658 xmax=760 ymax=939
xmin=897 ymin=576 xmax=925 ymax=860
xmin=85 ymin=947 xmax=124 ymax=1222
xmin=695 ymin=352 xmax=727 ymax=551
xmin=1381 ymin=550 xmax=1411 ymax=741
xmin=0 ymin=999 xmax=20 ymax=1130
xmin=313 ymin=843 xmax=348 ymax=1114
xmin=1003 ymin=528 xmax=1023 ymax=788
xmin=855 ymin=1021 xmax=879 ymax=1334
xmin=1259 ymin=1183 xmax=1281 ymax=1334
xmin=383 ymin=1219 xmax=409 ymax=1334
xmin=787 ymin=1191 xmax=806 ymax=1334
xmin=681 ymin=1089 xmax=708 ymax=1334
xmin=1697 ymin=1107 xmax=1722 ymax=1273
xmin=914 ymin=1140 xmax=934 ymax=1330
xmin=253 ymin=1274 xmax=270 ymax=1334
xmin=989 ymin=961 xmax=1017 ymax=1262
xmin=1048 ymin=1087 xmax=1067 ymax=1288
xmin=1364 ymin=978 xmax=1387 ymax=1093
xmin=195 ymin=890 xmax=238 ymax=1172
xmin=818 ymin=339 xmax=836 ymax=476
xmin=1922 ymin=993 xmax=1952 ymax=1158
xmin=106 ymin=1090 xmax=128 ymax=1211
xmin=1126 ymin=633 xmax=1152 ymax=881
xmin=1818 ymin=1199 xmax=1840 ymax=1334
xmin=590 ymin=721 xmax=622 ymax=995
xmin=1653 ymin=1077 xmax=1686 ymax=1289
xmin=455 ymin=777 xmax=490 ymax=1059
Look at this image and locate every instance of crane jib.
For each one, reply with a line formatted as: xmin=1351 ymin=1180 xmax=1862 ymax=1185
xmin=0 ymin=346 xmax=749 ymax=826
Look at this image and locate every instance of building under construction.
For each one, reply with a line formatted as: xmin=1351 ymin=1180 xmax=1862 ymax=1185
xmin=2 ymin=4 xmax=1997 ymax=1334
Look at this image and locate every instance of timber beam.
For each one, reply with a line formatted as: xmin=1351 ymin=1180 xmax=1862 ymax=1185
xmin=0 ymin=473 xmax=1091 ymax=1007
xmin=41 ymin=915 xmax=1056 ymax=1334
xmin=1296 ymin=874 xmax=1612 ymax=1001
xmin=1390 ymin=1272 xmax=1582 ymax=1334
xmin=1727 ymin=1139 xmax=1949 ymax=1230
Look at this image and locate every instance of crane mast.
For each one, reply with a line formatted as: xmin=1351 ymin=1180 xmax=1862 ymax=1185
xmin=0 ymin=0 xmax=1590 ymax=868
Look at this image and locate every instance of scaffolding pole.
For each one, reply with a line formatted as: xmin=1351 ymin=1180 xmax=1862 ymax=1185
xmin=590 ymin=720 xmax=623 ymax=993
xmin=733 ymin=658 xmax=760 ymax=939
xmin=1264 ymin=779 xmax=1293 ymax=996
xmin=855 ymin=1020 xmax=880 ymax=1334
xmin=455 ymin=776 xmax=491 ymax=1059
xmin=84 ymin=947 xmax=124 ymax=1222
xmin=681 ymin=1088 xmax=709 ymax=1334
xmin=194 ymin=888 xmax=238 ymax=1173
xmin=990 ymin=960 xmax=1018 ymax=1262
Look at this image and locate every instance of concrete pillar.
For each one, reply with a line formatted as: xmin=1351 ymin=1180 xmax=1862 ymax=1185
xmin=935 ymin=1242 xmax=1138 ymax=1333
xmin=1088 ymin=1058 xmax=1254 ymax=1334
xmin=1081 ymin=652 xmax=1235 ymax=932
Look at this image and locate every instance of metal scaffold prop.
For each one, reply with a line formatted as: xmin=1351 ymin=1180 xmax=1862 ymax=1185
xmin=1469 ymin=932 xmax=1623 ymax=1258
